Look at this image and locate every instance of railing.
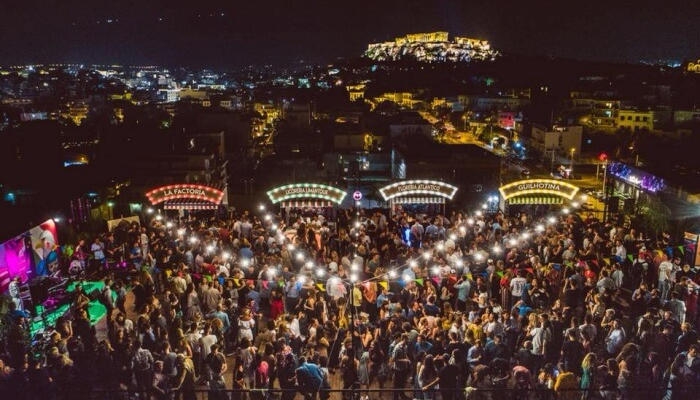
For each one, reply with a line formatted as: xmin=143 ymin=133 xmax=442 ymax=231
xmin=38 ymin=386 xmax=695 ymax=400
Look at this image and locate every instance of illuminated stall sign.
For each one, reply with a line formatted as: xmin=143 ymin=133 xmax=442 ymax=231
xmin=379 ymin=180 xmax=458 ymax=201
xmin=499 ymin=179 xmax=579 ymax=201
xmin=267 ymin=183 xmax=347 ymax=205
xmin=608 ymin=162 xmax=665 ymax=193
xmin=146 ymin=184 xmax=225 ymax=205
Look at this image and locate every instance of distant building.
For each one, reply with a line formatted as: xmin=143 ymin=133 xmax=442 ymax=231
xmin=617 ymin=109 xmax=654 ymax=131
xmin=364 ymin=31 xmax=499 ymax=62
xmin=529 ymin=124 xmax=583 ymax=158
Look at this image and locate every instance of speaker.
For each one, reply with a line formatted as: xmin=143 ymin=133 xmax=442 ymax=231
xmin=29 ymin=276 xmax=49 ymax=304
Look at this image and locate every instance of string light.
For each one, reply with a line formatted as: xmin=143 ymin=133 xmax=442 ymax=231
xmin=467 ymin=218 xmax=474 ymax=225
xmin=535 ymin=224 xmax=544 ymax=232
xmin=264 ymin=214 xmax=272 ymax=221
xmin=409 ymin=260 xmax=418 ymax=268
xmin=259 ymin=204 xmax=266 ymax=211
xmin=562 ymin=208 xmax=570 ymax=214
xmin=389 ymin=270 xmax=397 ymax=278
xmin=449 ymin=234 xmax=457 ymax=241
xmin=298 ymin=276 xmax=306 ymax=284
xmin=189 ymin=236 xmax=198 ymax=244
xmin=222 ymin=252 xmax=231 ymax=260
xmin=423 ymin=252 xmax=431 ymax=260
xmin=241 ymin=259 xmax=250 ymax=267
xmin=155 ymin=215 xmax=163 ymax=221
xmin=166 ymin=222 xmax=173 ymax=229
xmin=350 ymin=273 xmax=359 ymax=282
xmin=316 ymin=268 xmax=325 ymax=277
xmin=206 ymin=245 xmax=214 ymax=253
xmin=305 ymin=261 xmax=314 ymax=269
xmin=492 ymin=245 xmax=501 ymax=253
xmin=548 ymin=216 xmax=557 ymax=224
xmin=296 ymin=253 xmax=305 ymax=261
xmin=431 ymin=266 xmax=440 ymax=275
xmin=436 ymin=243 xmax=444 ymax=251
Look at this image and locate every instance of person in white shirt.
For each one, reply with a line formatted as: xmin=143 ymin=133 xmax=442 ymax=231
xmin=605 ymin=319 xmax=626 ymax=356
xmin=658 ymin=256 xmax=674 ymax=302
xmin=509 ymin=271 xmax=527 ymax=308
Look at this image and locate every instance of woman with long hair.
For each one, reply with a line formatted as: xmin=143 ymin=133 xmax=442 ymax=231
xmin=580 ymin=352 xmax=597 ymax=398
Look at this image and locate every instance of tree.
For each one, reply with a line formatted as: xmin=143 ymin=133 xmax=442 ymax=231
xmin=634 ymin=195 xmax=671 ymax=236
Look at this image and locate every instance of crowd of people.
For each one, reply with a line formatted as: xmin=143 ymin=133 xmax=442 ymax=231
xmin=1 ymin=204 xmax=699 ymax=400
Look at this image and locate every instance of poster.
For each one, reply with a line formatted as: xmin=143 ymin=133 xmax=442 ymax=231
xmin=29 ymin=219 xmax=60 ymax=277
xmin=0 ymin=219 xmax=60 ymax=294
xmin=0 ymin=234 xmax=32 ymax=293
xmin=683 ymin=232 xmax=700 ymax=268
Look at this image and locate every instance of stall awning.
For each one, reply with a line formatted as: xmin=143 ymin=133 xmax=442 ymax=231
xmin=281 ymin=200 xmax=334 ymax=208
xmin=506 ymin=196 xmax=563 ymax=205
xmin=391 ymin=197 xmax=446 ymax=205
xmin=163 ymin=201 xmax=220 ymax=210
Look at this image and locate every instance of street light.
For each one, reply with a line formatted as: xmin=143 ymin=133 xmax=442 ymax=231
xmin=569 ymin=147 xmax=576 ymax=178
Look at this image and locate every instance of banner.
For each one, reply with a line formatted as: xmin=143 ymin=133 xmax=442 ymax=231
xmin=107 ymin=216 xmax=141 ymax=232
xmin=29 ymin=219 xmax=60 ymax=277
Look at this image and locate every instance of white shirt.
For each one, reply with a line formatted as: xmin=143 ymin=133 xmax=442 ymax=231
xmin=659 ymin=261 xmax=673 ymax=281
xmin=510 ymin=277 xmax=527 ymax=297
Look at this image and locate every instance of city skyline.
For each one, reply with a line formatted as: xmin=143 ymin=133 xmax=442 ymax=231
xmin=1 ymin=1 xmax=699 ymax=67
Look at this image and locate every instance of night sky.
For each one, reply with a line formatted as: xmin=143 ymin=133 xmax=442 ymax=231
xmin=1 ymin=0 xmax=699 ymax=67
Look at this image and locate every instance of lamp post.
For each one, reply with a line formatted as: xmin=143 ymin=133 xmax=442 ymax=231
xmin=107 ymin=201 xmax=115 ymax=220
xmin=569 ymin=148 xmax=576 ymax=179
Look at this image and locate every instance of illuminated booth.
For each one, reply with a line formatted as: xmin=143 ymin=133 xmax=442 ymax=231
xmin=266 ymin=183 xmax=347 ymax=223
xmin=499 ymin=179 xmax=580 ymax=216
xmin=379 ymin=180 xmax=458 ymax=216
xmin=146 ymin=184 xmax=225 ymax=212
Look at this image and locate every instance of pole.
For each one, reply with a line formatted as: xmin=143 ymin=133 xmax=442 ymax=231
xmin=602 ymin=161 xmax=608 ymax=222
